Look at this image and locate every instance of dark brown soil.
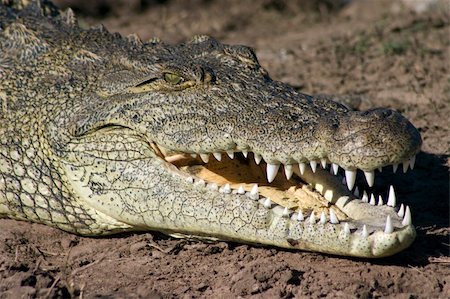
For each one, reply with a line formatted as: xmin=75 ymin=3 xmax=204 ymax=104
xmin=1 ymin=0 xmax=449 ymax=298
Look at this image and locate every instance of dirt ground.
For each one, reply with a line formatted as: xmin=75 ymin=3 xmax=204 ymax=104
xmin=1 ymin=0 xmax=449 ymax=298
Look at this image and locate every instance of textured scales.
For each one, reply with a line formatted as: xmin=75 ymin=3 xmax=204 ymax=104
xmin=0 ymin=0 xmax=422 ymax=257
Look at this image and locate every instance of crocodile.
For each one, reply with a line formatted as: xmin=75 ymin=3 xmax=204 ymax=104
xmin=0 ymin=0 xmax=422 ymax=258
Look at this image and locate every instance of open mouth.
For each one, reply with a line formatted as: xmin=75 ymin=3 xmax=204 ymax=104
xmin=153 ymin=144 xmax=415 ymax=238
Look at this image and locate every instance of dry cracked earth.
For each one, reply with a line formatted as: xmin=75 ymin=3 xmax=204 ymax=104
xmin=1 ymin=0 xmax=449 ymax=298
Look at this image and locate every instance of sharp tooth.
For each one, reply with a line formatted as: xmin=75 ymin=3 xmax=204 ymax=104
xmin=190 ymin=153 xmax=198 ymax=158
xmin=320 ymin=158 xmax=327 ymax=169
xmin=363 ymin=170 xmax=375 ymax=187
xmin=369 ymin=194 xmax=376 ymax=205
xmin=299 ymin=162 xmax=306 ymax=175
xmin=263 ymin=198 xmax=272 ymax=208
xmin=319 ymin=212 xmax=326 ymax=224
xmin=361 ymin=225 xmax=368 ymax=238
xmin=402 ymin=206 xmax=412 ymax=226
xmin=362 ymin=191 xmax=369 ymax=202
xmin=213 ymin=152 xmax=222 ymax=161
xmin=200 ymin=153 xmax=209 ymax=163
xmin=223 ymin=183 xmax=231 ymax=194
xmin=331 ymin=163 xmax=339 ymax=175
xmin=378 ymin=195 xmax=384 ymax=206
xmin=398 ymin=204 xmax=405 ymax=217
xmin=284 ymin=164 xmax=293 ymax=180
xmin=343 ymin=223 xmax=350 ymax=236
xmin=329 ymin=209 xmax=339 ymax=224
xmin=324 ymin=189 xmax=333 ymax=201
xmin=266 ymin=163 xmax=280 ymax=183
xmin=197 ymin=179 xmax=206 ymax=187
xmin=309 ymin=212 xmax=316 ymax=224
xmin=409 ymin=155 xmax=416 ymax=170
xmin=297 ymin=210 xmax=304 ymax=221
xmin=242 ymin=150 xmax=248 ymax=158
xmin=387 ymin=186 xmax=396 ymax=207
xmin=254 ymin=153 xmax=262 ymax=165
xmin=186 ymin=176 xmax=194 ymax=184
xmin=345 ymin=169 xmax=356 ymax=190
xmin=237 ymin=185 xmax=245 ymax=194
xmin=393 ymin=164 xmax=399 ymax=173
xmin=353 ymin=186 xmax=360 ymax=197
xmin=384 ymin=215 xmax=393 ymax=234
xmin=208 ymin=183 xmax=218 ymax=191
xmin=310 ymin=160 xmax=317 ymax=173
xmin=403 ymin=160 xmax=409 ymax=173
xmin=282 ymin=207 xmax=290 ymax=217
xmin=250 ymin=184 xmax=258 ymax=197
xmin=226 ymin=151 xmax=234 ymax=159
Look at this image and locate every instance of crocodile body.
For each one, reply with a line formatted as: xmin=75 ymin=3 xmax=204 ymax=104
xmin=0 ymin=0 xmax=421 ymax=257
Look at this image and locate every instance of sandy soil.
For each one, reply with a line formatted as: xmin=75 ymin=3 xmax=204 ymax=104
xmin=1 ymin=0 xmax=449 ymax=298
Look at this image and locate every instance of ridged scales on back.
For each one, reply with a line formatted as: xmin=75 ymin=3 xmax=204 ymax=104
xmin=0 ymin=0 xmax=421 ymax=257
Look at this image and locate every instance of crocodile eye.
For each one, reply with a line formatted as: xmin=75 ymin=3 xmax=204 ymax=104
xmin=163 ymin=72 xmax=183 ymax=85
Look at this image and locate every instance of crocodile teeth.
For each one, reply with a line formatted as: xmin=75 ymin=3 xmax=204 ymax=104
xmin=254 ymin=153 xmax=262 ymax=165
xmin=331 ymin=163 xmax=339 ymax=175
xmin=200 ymin=153 xmax=209 ymax=163
xmin=387 ymin=186 xmax=396 ymax=207
xmin=402 ymin=160 xmax=409 ymax=173
xmin=377 ymin=195 xmax=384 ymax=206
xmin=384 ymin=215 xmax=393 ymax=234
xmin=361 ymin=225 xmax=368 ymax=238
xmin=329 ymin=209 xmax=339 ymax=224
xmin=242 ymin=150 xmax=248 ymax=158
xmin=284 ymin=164 xmax=293 ymax=180
xmin=319 ymin=212 xmax=327 ymax=224
xmin=227 ymin=151 xmax=234 ymax=159
xmin=369 ymin=194 xmax=376 ymax=205
xmin=223 ymin=183 xmax=232 ymax=193
xmin=186 ymin=176 xmax=194 ymax=184
xmin=362 ymin=191 xmax=369 ymax=202
xmin=409 ymin=155 xmax=416 ymax=170
xmin=208 ymin=183 xmax=218 ymax=191
xmin=310 ymin=160 xmax=317 ymax=173
xmin=299 ymin=162 xmax=306 ymax=175
xmin=297 ymin=210 xmax=304 ymax=221
xmin=320 ymin=158 xmax=327 ymax=169
xmin=237 ymin=185 xmax=245 ymax=194
xmin=263 ymin=198 xmax=272 ymax=208
xmin=309 ymin=212 xmax=316 ymax=224
xmin=190 ymin=153 xmax=198 ymax=158
xmin=282 ymin=207 xmax=290 ymax=217
xmin=250 ymin=184 xmax=258 ymax=198
xmin=266 ymin=163 xmax=280 ymax=183
xmin=393 ymin=163 xmax=399 ymax=173
xmin=213 ymin=152 xmax=222 ymax=161
xmin=344 ymin=169 xmax=356 ymax=190
xmin=398 ymin=204 xmax=405 ymax=217
xmin=402 ymin=206 xmax=412 ymax=226
xmin=196 ymin=179 xmax=206 ymax=187
xmin=364 ymin=170 xmax=375 ymax=187
xmin=343 ymin=223 xmax=350 ymax=236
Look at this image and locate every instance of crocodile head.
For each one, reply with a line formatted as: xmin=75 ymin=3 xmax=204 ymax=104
xmin=0 ymin=1 xmax=421 ymax=257
xmin=58 ymin=33 xmax=421 ymax=258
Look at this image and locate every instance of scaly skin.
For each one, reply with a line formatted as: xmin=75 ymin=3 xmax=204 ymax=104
xmin=0 ymin=1 xmax=421 ymax=257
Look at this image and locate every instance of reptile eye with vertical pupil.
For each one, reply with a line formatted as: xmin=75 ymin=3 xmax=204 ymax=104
xmin=163 ymin=73 xmax=183 ymax=85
